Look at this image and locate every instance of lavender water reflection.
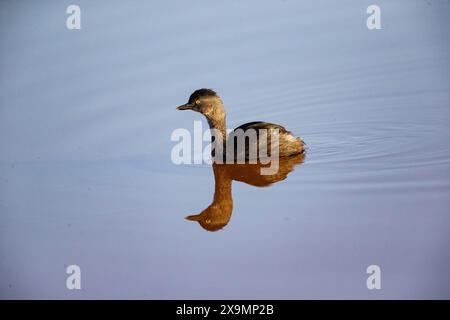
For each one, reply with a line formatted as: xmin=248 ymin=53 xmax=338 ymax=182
xmin=186 ymin=153 xmax=305 ymax=231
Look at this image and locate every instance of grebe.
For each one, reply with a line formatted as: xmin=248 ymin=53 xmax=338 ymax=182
xmin=177 ymin=89 xmax=304 ymax=160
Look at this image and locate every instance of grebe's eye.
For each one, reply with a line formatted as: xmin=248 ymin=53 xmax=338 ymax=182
xmin=195 ymin=99 xmax=201 ymax=105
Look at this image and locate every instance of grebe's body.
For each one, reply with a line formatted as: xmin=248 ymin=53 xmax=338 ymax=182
xmin=177 ymin=89 xmax=304 ymax=160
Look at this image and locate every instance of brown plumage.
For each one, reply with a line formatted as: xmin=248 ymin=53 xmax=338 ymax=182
xmin=185 ymin=153 xmax=305 ymax=231
xmin=177 ymin=89 xmax=305 ymax=161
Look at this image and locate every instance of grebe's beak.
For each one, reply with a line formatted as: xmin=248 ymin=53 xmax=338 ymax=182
xmin=185 ymin=214 xmax=201 ymax=221
xmin=177 ymin=103 xmax=194 ymax=111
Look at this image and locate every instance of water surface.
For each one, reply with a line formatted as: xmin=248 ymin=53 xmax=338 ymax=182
xmin=0 ymin=0 xmax=449 ymax=299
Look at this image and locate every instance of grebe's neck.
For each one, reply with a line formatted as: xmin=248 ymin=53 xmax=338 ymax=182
xmin=206 ymin=116 xmax=228 ymax=142
xmin=212 ymin=163 xmax=232 ymax=202
xmin=204 ymin=100 xmax=228 ymax=159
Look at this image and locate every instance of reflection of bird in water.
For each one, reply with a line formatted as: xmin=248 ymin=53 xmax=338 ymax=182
xmin=177 ymin=88 xmax=306 ymax=231
xmin=186 ymin=153 xmax=305 ymax=232
xmin=177 ymin=89 xmax=305 ymax=159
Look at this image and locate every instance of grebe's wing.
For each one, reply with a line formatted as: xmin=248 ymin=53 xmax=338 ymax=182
xmin=233 ymin=121 xmax=290 ymax=134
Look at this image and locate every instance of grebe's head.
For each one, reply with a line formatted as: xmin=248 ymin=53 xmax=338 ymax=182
xmin=185 ymin=202 xmax=232 ymax=232
xmin=177 ymin=88 xmax=225 ymax=121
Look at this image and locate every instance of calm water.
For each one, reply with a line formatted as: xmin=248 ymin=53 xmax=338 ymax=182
xmin=0 ymin=0 xmax=449 ymax=299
